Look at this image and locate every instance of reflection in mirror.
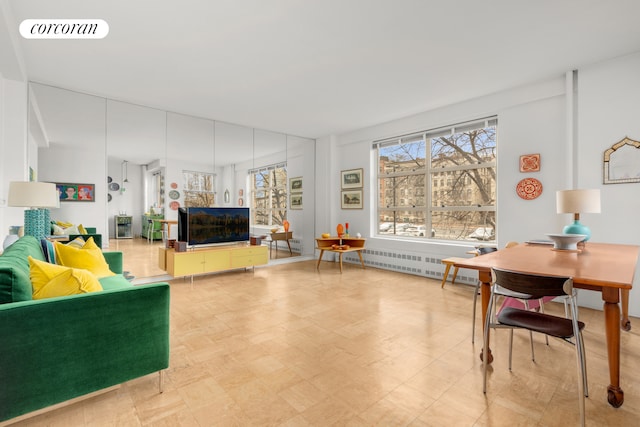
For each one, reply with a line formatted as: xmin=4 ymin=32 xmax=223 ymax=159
xmin=30 ymin=83 xmax=108 ymax=244
xmin=31 ymin=82 xmax=316 ymax=274
xmin=286 ymin=135 xmax=316 ymax=257
xmin=166 ymin=113 xmax=215 ymax=216
xmin=106 ymin=99 xmax=167 ymax=242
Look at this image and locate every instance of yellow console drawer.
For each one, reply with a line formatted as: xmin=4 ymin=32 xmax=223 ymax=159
xmin=231 ymin=246 xmax=268 ymax=268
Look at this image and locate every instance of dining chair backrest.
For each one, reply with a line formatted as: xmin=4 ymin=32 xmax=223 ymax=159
xmin=491 ymin=268 xmax=573 ymax=299
xmin=477 ymin=246 xmax=498 ymax=256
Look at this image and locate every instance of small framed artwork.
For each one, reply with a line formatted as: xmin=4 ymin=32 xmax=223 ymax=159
xmin=56 ymin=183 xmax=95 ymax=202
xmin=290 ymin=176 xmax=303 ymax=193
xmin=341 ymin=189 xmax=363 ymax=209
xmin=341 ymin=168 xmax=363 ymax=189
xmin=519 ymin=154 xmax=540 ymax=172
xmin=290 ymin=193 xmax=303 ymax=209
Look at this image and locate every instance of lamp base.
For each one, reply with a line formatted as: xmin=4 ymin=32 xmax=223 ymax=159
xmin=563 ymin=220 xmax=591 ymax=241
xmin=24 ymin=208 xmax=50 ymax=240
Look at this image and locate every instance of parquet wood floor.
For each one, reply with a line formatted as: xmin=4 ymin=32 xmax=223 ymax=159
xmin=10 ymin=238 xmax=640 ymax=426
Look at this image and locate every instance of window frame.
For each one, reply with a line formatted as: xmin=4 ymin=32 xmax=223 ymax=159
xmin=375 ymin=117 xmax=497 ymax=242
xmin=249 ymin=162 xmax=288 ymax=227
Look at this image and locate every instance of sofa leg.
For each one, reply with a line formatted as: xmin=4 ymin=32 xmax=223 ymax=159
xmin=159 ymin=370 xmax=165 ymax=393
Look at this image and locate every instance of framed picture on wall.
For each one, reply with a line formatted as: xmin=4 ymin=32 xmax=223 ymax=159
xmin=56 ymin=183 xmax=95 ymax=202
xmin=341 ymin=168 xmax=363 ymax=189
xmin=290 ymin=193 xmax=303 ymax=209
xmin=341 ymin=189 xmax=363 ymax=209
xmin=289 ymin=177 xmax=303 ymax=193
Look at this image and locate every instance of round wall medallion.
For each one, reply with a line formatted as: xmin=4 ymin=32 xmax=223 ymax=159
xmin=516 ymin=178 xmax=543 ymax=200
xmin=238 ymin=198 xmax=244 ymax=206
xmin=107 ymin=176 xmax=113 ymax=183
xmin=170 ymin=182 xmax=178 ymax=189
xmin=169 ymin=201 xmax=180 ymax=210
xmin=107 ymin=193 xmax=112 ymax=202
xmin=109 ymin=182 xmax=120 ymax=191
xmin=169 ymin=190 xmax=180 ymax=200
xmin=238 ymin=189 xmax=244 ymax=197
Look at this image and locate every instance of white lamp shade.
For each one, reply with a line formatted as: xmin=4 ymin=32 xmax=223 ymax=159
xmin=556 ymin=189 xmax=601 ymax=214
xmin=8 ymin=181 xmax=59 ymax=208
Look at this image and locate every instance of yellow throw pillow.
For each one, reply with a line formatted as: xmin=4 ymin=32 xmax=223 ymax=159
xmin=29 ymin=256 xmax=103 ymax=300
xmin=78 ymin=224 xmax=87 ymax=234
xmin=54 ymin=237 xmax=115 ymax=278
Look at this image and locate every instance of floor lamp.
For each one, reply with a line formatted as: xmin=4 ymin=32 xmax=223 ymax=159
xmin=8 ymin=181 xmax=59 ymax=240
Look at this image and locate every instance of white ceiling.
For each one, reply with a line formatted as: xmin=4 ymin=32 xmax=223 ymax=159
xmin=7 ymin=0 xmax=640 ymax=139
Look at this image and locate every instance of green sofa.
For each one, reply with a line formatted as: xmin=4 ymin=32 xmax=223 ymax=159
xmin=0 ymin=236 xmax=170 ymax=423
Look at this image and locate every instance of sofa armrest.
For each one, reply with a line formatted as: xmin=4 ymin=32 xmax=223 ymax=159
xmin=0 ymin=283 xmax=170 ymax=422
xmin=103 ymin=251 xmax=123 ymax=274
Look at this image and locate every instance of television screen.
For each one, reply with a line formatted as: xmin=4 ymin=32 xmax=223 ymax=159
xmin=178 ymin=207 xmax=250 ymax=247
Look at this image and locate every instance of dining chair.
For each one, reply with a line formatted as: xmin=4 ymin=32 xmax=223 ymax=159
xmin=483 ymin=267 xmax=587 ymax=426
xmin=471 ymin=242 xmax=550 ymax=348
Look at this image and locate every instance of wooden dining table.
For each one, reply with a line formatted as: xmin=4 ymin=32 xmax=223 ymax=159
xmin=454 ymin=242 xmax=639 ymax=408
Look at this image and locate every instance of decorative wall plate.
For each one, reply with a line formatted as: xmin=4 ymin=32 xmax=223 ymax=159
xmin=238 ymin=198 xmax=244 ymax=206
xmin=238 ymin=189 xmax=244 ymax=197
xmin=169 ymin=201 xmax=180 ymax=210
xmin=169 ymin=190 xmax=180 ymax=200
xmin=516 ymin=178 xmax=543 ymax=200
xmin=109 ymin=182 xmax=120 ymax=191
xmin=107 ymin=193 xmax=112 ymax=202
xmin=170 ymin=182 xmax=178 ymax=189
xmin=107 ymin=176 xmax=113 ymax=183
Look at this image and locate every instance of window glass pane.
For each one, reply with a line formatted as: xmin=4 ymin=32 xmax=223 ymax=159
xmin=431 ymin=211 xmax=495 ymax=241
xmin=249 ymin=164 xmax=287 ymax=227
xmin=182 ymin=170 xmax=215 ymax=207
xmin=431 ymin=167 xmax=495 ymax=207
xmin=431 ymin=126 xmax=496 ymax=168
xmin=378 ymin=140 xmax=426 ymax=174
xmin=272 ymin=188 xmax=287 ymax=209
xmin=376 ymin=118 xmax=496 ymax=241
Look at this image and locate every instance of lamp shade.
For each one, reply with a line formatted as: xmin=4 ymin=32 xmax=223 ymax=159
xmin=556 ymin=189 xmax=601 ymax=214
xmin=8 ymin=181 xmax=59 ymax=208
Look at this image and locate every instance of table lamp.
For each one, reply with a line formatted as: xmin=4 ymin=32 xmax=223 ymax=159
xmin=556 ymin=189 xmax=601 ymax=241
xmin=8 ymin=181 xmax=59 ymax=240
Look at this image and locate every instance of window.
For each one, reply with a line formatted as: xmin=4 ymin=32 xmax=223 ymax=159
xmin=249 ymin=163 xmax=287 ymax=226
xmin=375 ymin=117 xmax=496 ymax=241
xmin=182 ymin=170 xmax=215 ymax=207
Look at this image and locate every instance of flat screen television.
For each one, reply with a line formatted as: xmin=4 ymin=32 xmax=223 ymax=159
xmin=178 ymin=207 xmax=250 ymax=247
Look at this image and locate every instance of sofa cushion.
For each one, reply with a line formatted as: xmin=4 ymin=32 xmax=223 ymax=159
xmin=99 ymin=274 xmax=133 ymax=290
xmin=40 ymin=239 xmax=57 ymax=264
xmin=54 ymin=237 xmax=115 ymax=279
xmin=29 ymin=257 xmax=103 ymax=300
xmin=0 ymin=236 xmax=45 ymax=304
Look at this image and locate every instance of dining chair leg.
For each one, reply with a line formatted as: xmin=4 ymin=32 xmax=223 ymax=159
xmin=538 ymin=298 xmax=550 ymax=345
xmin=472 ymin=280 xmax=480 ymax=343
xmin=508 ymin=329 xmax=514 ymax=371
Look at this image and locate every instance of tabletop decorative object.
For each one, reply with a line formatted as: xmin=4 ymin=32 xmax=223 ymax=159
xmin=546 ymin=233 xmax=587 ymax=251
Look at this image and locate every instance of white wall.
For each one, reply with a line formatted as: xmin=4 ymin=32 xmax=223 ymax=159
xmin=576 ymin=51 xmax=640 ymax=312
xmin=1 ymin=77 xmax=29 ymax=238
xmin=314 ymin=55 xmax=640 ymax=315
xmin=39 ymin=144 xmax=108 ymax=239
xmin=318 ymin=77 xmax=567 ymax=257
